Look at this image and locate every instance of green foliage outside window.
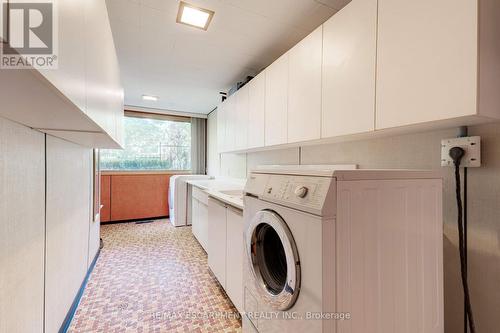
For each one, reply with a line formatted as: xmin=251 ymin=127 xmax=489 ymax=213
xmin=101 ymin=116 xmax=191 ymax=170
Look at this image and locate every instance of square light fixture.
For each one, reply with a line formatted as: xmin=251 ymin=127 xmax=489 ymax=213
xmin=142 ymin=94 xmax=159 ymax=101
xmin=176 ymin=1 xmax=214 ymax=31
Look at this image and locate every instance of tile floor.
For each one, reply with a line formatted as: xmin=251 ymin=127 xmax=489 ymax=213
xmin=68 ymin=220 xmax=241 ymax=333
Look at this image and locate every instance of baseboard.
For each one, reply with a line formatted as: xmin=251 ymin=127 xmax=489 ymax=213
xmin=58 ymin=249 xmax=101 ymax=333
xmin=101 ymin=216 xmax=168 ymax=225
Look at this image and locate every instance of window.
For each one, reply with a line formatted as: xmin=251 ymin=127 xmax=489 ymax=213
xmin=101 ymin=113 xmax=191 ymax=171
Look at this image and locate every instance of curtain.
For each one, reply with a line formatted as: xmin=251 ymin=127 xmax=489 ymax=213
xmin=191 ymin=117 xmax=207 ymax=174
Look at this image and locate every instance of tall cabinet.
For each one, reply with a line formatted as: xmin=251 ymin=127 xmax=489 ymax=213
xmin=0 ymin=119 xmax=45 ymax=333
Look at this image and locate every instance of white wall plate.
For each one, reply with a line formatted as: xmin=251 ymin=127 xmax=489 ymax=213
xmin=441 ymin=136 xmax=481 ymax=167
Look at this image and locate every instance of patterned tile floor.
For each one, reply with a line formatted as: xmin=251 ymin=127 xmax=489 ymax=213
xmin=68 ymin=220 xmax=242 ymax=333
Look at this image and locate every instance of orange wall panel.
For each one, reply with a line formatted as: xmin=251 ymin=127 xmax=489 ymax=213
xmin=110 ymin=174 xmax=171 ymax=221
xmin=100 ymin=175 xmax=111 ymax=222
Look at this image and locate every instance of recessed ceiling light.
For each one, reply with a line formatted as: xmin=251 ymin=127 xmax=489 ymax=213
xmin=176 ymin=1 xmax=214 ymax=31
xmin=142 ymin=94 xmax=159 ymax=101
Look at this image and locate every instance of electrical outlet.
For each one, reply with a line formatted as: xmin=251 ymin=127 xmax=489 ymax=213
xmin=441 ymin=136 xmax=481 ymax=167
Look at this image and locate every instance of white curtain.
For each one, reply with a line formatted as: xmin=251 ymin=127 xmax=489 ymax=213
xmin=191 ymin=117 xmax=207 ymax=174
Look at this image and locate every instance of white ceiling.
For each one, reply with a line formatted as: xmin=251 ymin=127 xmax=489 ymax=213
xmin=106 ymin=0 xmax=350 ymax=114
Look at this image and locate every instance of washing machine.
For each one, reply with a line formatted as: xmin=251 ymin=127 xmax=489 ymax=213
xmin=242 ymin=166 xmax=444 ymax=333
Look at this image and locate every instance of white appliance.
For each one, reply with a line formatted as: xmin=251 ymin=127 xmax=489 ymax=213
xmin=243 ymin=166 xmax=443 ymax=333
xmin=169 ymin=175 xmax=211 ymax=227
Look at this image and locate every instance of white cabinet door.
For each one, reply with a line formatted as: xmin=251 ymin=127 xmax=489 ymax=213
xmin=39 ymin=0 xmax=86 ymax=113
xmin=192 ymin=187 xmax=209 ymax=251
xmin=247 ymin=72 xmax=266 ymax=149
xmin=376 ymin=0 xmax=477 ymax=129
xmin=40 ymin=1 xmax=87 ymax=113
xmin=288 ymin=26 xmax=322 ymax=143
xmin=84 ymin=0 xmax=124 ymax=144
xmin=198 ymin=201 xmax=209 ymax=251
xmin=235 ymin=86 xmax=249 ymax=150
xmin=0 ymin=119 xmax=45 ymax=333
xmin=225 ymin=207 xmax=244 ymax=313
xmin=208 ymin=198 xmax=227 ymax=288
xmin=322 ymin=0 xmax=377 ymax=137
xmin=225 ymin=96 xmax=236 ymax=152
xmin=217 ymin=103 xmax=226 ymax=153
xmin=265 ymin=54 xmax=289 ymax=146
xmin=191 ymin=197 xmax=200 ymax=244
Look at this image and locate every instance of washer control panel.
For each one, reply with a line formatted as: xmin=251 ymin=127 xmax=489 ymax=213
xmin=258 ymin=174 xmax=333 ymax=214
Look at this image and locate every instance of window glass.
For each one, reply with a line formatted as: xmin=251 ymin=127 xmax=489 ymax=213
xmin=101 ymin=115 xmax=191 ymax=171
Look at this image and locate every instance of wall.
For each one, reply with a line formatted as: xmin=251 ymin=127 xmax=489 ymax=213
xmin=209 ymin=110 xmax=500 ymax=332
xmin=102 ymin=173 xmax=171 ymax=222
xmin=0 ymin=116 xmax=99 ymax=333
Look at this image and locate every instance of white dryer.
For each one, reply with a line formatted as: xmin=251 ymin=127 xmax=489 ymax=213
xmin=243 ymin=166 xmax=443 ymax=333
xmin=169 ymin=174 xmax=211 ymax=227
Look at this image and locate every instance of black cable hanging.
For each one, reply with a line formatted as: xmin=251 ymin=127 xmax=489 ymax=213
xmin=450 ymin=147 xmax=476 ymax=333
xmin=464 ymin=166 xmax=468 ymax=332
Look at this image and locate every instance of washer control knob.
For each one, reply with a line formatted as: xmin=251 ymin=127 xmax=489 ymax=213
xmin=294 ymin=186 xmax=308 ymax=198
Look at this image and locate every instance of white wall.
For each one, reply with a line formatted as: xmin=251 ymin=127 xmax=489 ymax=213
xmin=209 ymin=111 xmax=500 ymax=332
xmin=0 ymin=116 xmax=99 ymax=333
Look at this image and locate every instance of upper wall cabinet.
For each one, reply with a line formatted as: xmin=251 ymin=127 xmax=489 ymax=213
xmin=265 ymin=54 xmax=289 ymax=146
xmin=84 ymin=0 xmax=124 ymax=144
xmin=39 ymin=0 xmax=86 ymax=114
xmin=376 ymin=0 xmax=500 ymax=129
xmin=322 ymin=0 xmax=377 ymax=137
xmin=217 ymin=103 xmax=227 ymax=153
xmin=224 ymin=96 xmax=237 ymax=152
xmin=247 ymin=72 xmax=266 ymax=149
xmin=0 ymin=0 xmax=123 ymax=149
xmin=216 ymin=0 xmax=500 ymax=154
xmin=288 ymin=26 xmax=322 ymax=143
xmin=235 ymin=85 xmax=249 ymax=150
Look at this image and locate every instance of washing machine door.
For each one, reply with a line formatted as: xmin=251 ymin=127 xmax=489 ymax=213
xmin=245 ymin=209 xmax=300 ymax=311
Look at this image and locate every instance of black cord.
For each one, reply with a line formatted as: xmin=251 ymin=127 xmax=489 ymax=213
xmin=453 ymin=161 xmax=476 ymax=333
xmin=464 ymin=167 xmax=468 ymax=332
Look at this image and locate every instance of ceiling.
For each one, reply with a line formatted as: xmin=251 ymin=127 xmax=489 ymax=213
xmin=105 ymin=0 xmax=350 ymax=114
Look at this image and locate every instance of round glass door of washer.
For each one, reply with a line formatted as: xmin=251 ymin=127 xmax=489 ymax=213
xmin=245 ymin=210 xmax=300 ymax=311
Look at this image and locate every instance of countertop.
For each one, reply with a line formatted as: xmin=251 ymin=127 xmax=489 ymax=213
xmin=187 ymin=178 xmax=245 ymax=210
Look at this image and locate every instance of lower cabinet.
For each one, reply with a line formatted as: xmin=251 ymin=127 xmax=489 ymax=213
xmin=225 ymin=207 xmax=244 ymax=313
xmin=208 ymin=197 xmax=227 ymax=286
xmin=207 ymin=197 xmax=243 ymax=313
xmin=192 ymin=187 xmax=209 ymax=251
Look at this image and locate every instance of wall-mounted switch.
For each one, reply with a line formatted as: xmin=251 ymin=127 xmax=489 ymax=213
xmin=441 ymin=136 xmax=481 ymax=167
